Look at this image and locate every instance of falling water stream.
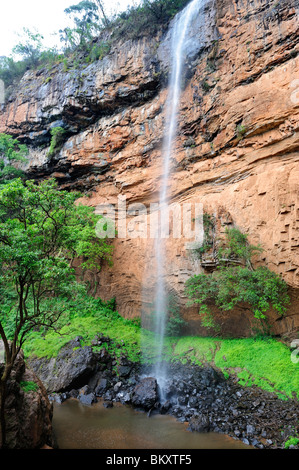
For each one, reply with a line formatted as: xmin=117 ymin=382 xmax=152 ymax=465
xmin=152 ymin=0 xmax=205 ymax=398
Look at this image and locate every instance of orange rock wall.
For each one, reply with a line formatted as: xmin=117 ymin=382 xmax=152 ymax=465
xmin=1 ymin=0 xmax=298 ymax=337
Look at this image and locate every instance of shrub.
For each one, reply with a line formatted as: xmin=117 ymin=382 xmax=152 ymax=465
xmin=111 ymin=0 xmax=191 ymax=41
xmin=48 ymin=126 xmax=66 ymax=157
xmin=186 ymin=227 xmax=289 ymax=329
xmin=165 ymin=294 xmax=187 ymax=336
xmin=0 ymin=57 xmax=28 ymax=89
xmin=19 ymin=381 xmax=39 ymax=393
xmin=0 ymin=133 xmax=28 ymax=184
xmin=87 ymin=41 xmax=111 ymax=62
xmin=284 ymin=436 xmax=299 ymax=449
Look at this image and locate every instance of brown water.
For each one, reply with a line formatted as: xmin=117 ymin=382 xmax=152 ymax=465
xmin=52 ymin=399 xmax=249 ymax=449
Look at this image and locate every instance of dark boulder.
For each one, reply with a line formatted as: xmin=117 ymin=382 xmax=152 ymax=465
xmin=28 ymin=341 xmax=99 ymax=393
xmin=95 ymin=378 xmax=109 ymax=396
xmin=79 ymin=393 xmax=97 ymax=406
xmin=160 ymin=400 xmax=172 ymax=414
xmin=132 ymin=377 xmax=158 ymax=410
xmin=187 ymin=414 xmax=210 ymax=433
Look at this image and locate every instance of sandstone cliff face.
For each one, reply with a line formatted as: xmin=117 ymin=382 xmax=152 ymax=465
xmin=0 ymin=0 xmax=298 ymax=337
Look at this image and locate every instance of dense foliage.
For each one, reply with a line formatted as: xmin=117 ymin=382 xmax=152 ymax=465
xmin=111 ymin=0 xmax=191 ymax=40
xmin=0 ymin=177 xmax=113 ymax=350
xmin=186 ymin=227 xmax=289 ymax=329
xmin=0 ymin=178 xmax=113 ymax=446
xmin=48 ymin=126 xmax=66 ymax=157
xmin=0 ymin=0 xmax=192 ymax=90
xmin=0 ymin=134 xmax=28 ymax=184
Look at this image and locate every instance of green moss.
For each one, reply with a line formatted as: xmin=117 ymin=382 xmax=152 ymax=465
xmin=23 ymin=300 xmax=142 ymax=363
xmin=19 ymin=381 xmax=39 ymax=393
xmin=214 ymin=338 xmax=299 ymax=399
xmin=284 ymin=436 xmax=299 ymax=449
xmin=169 ymin=337 xmax=216 ymax=365
xmin=22 ymin=293 xmax=299 ymax=400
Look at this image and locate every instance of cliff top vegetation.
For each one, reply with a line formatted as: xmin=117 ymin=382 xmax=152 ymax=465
xmin=0 ymin=0 xmax=191 ymax=94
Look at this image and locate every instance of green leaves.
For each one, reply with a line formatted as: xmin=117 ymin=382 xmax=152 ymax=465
xmin=217 ymin=227 xmax=263 ymax=268
xmin=0 ymin=134 xmax=28 ymax=185
xmin=62 ymin=1 xmax=101 ymax=50
xmin=186 ymin=227 xmax=289 ymax=330
xmin=48 ymin=127 xmax=66 ymax=157
xmin=112 ymin=0 xmax=191 ymax=41
xmin=186 ymin=265 xmax=289 ymax=329
xmin=0 ymin=134 xmax=28 ymax=162
xmin=0 ymin=178 xmax=113 ymax=353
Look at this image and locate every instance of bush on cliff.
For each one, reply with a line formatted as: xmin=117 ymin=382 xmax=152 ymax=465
xmin=112 ymin=0 xmax=191 ymax=40
xmin=186 ymin=227 xmax=290 ymax=330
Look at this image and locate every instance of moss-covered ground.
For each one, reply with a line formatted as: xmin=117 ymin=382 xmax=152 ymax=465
xmin=23 ymin=294 xmax=299 ymax=401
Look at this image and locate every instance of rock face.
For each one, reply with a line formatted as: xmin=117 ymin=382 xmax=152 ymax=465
xmin=28 ymin=337 xmax=100 ymax=393
xmin=37 ymin=340 xmax=298 ymax=449
xmin=131 ymin=377 xmax=158 ymax=410
xmin=0 ymin=0 xmax=299 ymax=336
xmin=2 ymin=350 xmax=54 ymax=449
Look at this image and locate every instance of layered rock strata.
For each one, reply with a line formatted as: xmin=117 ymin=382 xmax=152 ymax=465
xmin=0 ymin=0 xmax=298 ymax=336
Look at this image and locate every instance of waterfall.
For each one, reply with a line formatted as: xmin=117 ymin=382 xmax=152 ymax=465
xmin=151 ymin=0 xmax=204 ymax=399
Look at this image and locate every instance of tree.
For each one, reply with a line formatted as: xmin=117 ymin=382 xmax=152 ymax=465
xmin=0 ymin=134 xmax=28 ymax=184
xmin=185 ymin=227 xmax=289 ymax=331
xmin=0 ymin=56 xmax=28 ymax=88
xmin=93 ymin=0 xmax=110 ymax=27
xmin=12 ymin=28 xmax=44 ymax=68
xmin=0 ymin=178 xmax=113 ymax=447
xmin=62 ymin=1 xmax=101 ymax=50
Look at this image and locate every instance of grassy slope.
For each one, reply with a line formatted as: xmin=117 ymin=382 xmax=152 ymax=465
xmin=23 ymin=304 xmax=299 ymax=400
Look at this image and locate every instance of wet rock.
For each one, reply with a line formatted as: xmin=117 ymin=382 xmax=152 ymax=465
xmin=246 ymin=424 xmax=256 ymax=435
xmin=114 ymin=381 xmax=122 ymax=392
xmin=122 ymin=392 xmax=131 ymax=404
xmin=132 ymin=377 xmax=158 ymax=410
xmin=187 ymin=414 xmax=210 ymax=433
xmin=188 ymin=396 xmax=198 ymax=408
xmin=28 ymin=341 xmax=98 ymax=393
xmin=69 ymin=389 xmax=79 ymax=399
xmin=98 ymin=347 xmax=111 ymax=364
xmin=118 ymin=365 xmax=132 ymax=377
xmin=79 ymin=393 xmax=97 ymax=406
xmin=95 ymin=378 xmax=109 ymax=396
xmin=79 ymin=385 xmax=91 ymax=396
xmin=103 ymin=401 xmax=113 ymax=408
xmin=160 ymin=400 xmax=172 ymax=414
xmin=178 ymin=396 xmax=188 ymax=406
xmin=104 ymin=390 xmax=113 ymax=401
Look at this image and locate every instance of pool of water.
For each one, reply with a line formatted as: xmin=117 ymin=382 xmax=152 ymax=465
xmin=52 ymin=399 xmax=249 ymax=449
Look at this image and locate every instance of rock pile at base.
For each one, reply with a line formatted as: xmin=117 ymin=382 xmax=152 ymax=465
xmin=29 ymin=338 xmax=299 ymax=449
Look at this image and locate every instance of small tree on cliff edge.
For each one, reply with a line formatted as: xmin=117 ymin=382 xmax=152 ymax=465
xmin=0 ymin=178 xmax=113 ymax=447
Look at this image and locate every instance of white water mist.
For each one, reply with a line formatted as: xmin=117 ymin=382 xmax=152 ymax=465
xmin=152 ymin=0 xmax=204 ymax=398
